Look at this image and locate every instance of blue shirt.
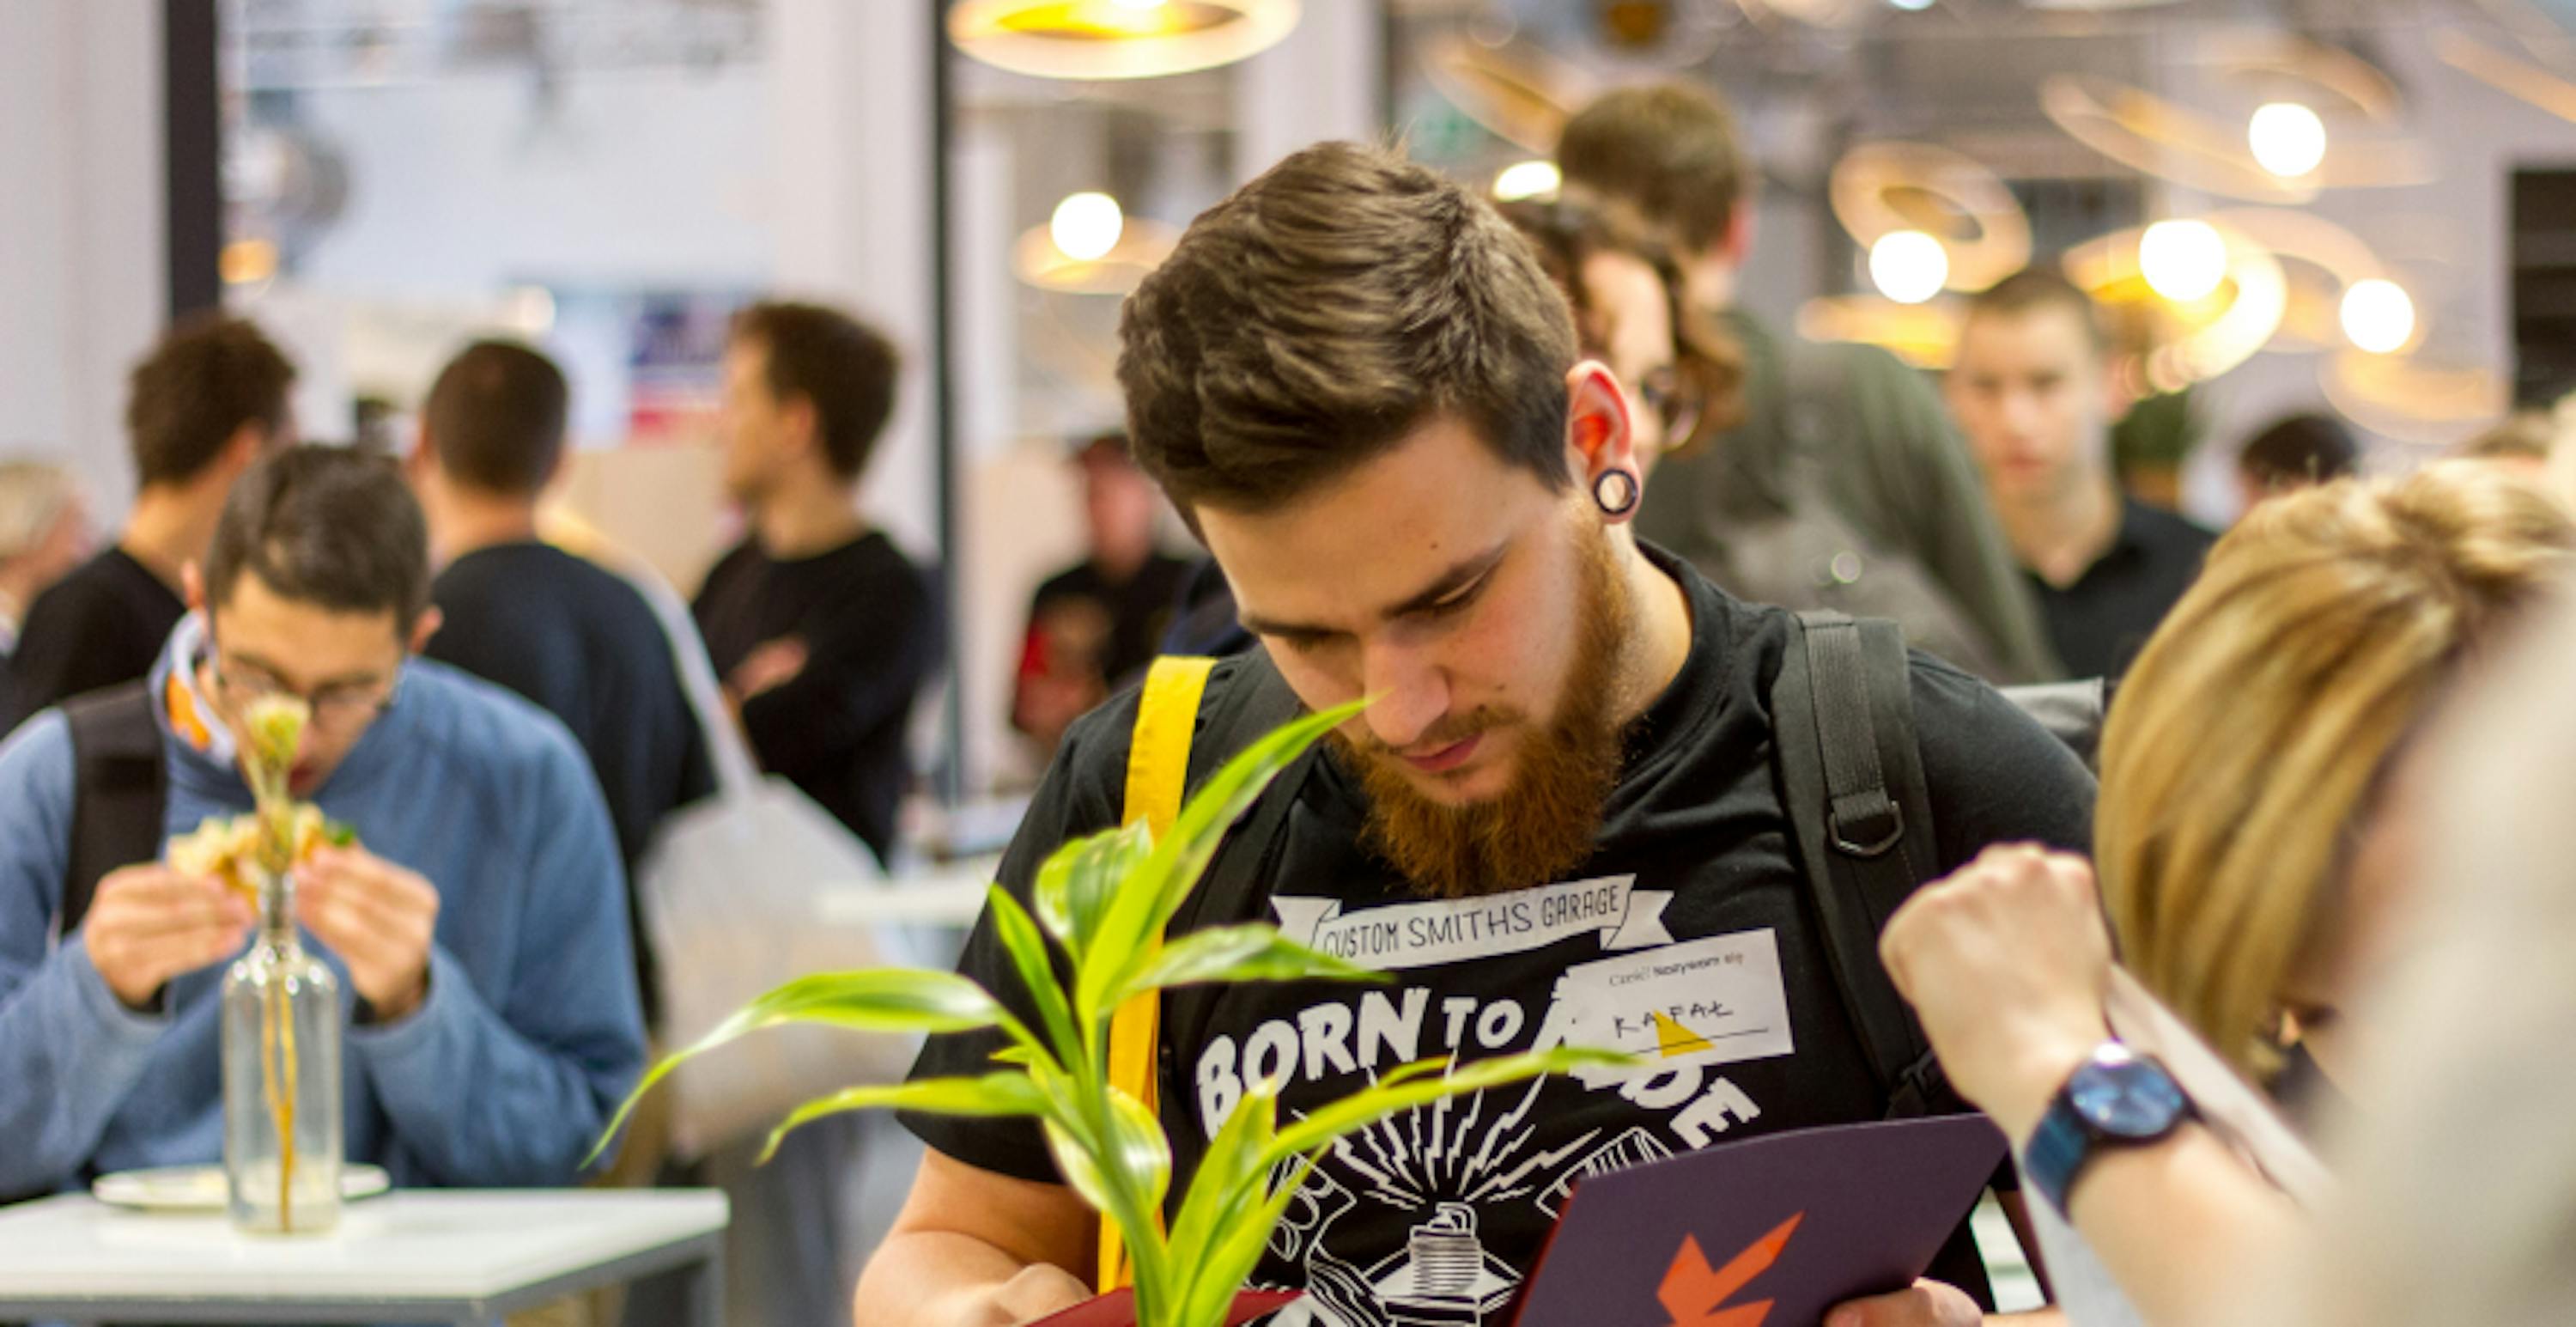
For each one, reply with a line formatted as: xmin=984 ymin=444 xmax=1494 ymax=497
xmin=0 ymin=621 xmax=646 ymax=1196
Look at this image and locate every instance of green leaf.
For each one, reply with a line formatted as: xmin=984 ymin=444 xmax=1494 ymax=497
xmin=586 ymin=968 xmax=1012 ymax=1166
xmin=1165 ymin=1075 xmax=1280 ymax=1273
xmin=1032 ymin=820 xmax=1151 ymax=959
xmin=989 ymin=1044 xmax=1039 ymax=1067
xmin=1262 ymin=1047 xmax=1634 ymax=1166
xmin=1118 ymin=924 xmax=1386 ymax=1004
xmin=1040 ymin=1080 xmax=1172 ymax=1264
xmin=756 ymin=1074 xmax=1045 ymax=1164
xmin=1077 ymin=701 xmax=1361 ymax=1022
xmin=984 ymin=886 xmax=1082 ymax=1065
xmin=1193 ymin=1154 xmax=1323 ymax=1327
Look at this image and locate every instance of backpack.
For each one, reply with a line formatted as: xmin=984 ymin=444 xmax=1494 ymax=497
xmin=53 ymin=683 xmax=167 ymax=940
xmin=1094 ymin=609 xmax=2042 ymax=1287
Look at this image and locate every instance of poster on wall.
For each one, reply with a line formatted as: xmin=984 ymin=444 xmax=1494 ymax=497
xmin=545 ymin=285 xmax=755 ymax=449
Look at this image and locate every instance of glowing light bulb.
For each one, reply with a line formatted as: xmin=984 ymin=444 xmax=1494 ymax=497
xmin=2139 ymin=220 xmax=2227 ymax=303
xmin=2248 ymin=102 xmax=2328 ymax=178
xmin=1888 ymin=0 xmax=1935 ymax=9
xmin=1050 ymin=192 xmax=1125 ymax=262
xmin=2341 ymin=278 xmax=2415 ymax=354
xmin=1109 ymin=0 xmax=1168 ymax=10
xmin=1492 ymin=160 xmax=1561 ymax=202
xmin=1868 ymin=229 xmax=1950 ymax=305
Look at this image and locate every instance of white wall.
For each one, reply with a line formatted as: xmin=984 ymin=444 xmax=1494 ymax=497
xmin=0 ymin=0 xmax=167 ymax=518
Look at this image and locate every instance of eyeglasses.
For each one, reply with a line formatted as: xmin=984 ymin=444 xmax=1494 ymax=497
xmin=204 ymin=650 xmax=404 ymax=734
xmin=1635 ymin=365 xmax=1705 ymax=452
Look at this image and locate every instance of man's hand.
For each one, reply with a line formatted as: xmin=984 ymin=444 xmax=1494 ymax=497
xmin=1826 ymin=1279 xmax=1984 ymax=1327
xmin=1880 ymin=844 xmax=2113 ymax=1141
xmin=81 ymin=864 xmax=253 ymax=1008
xmin=949 ymin=1263 xmax=1092 ymax=1327
xmin=297 ymin=844 xmax=440 ymax=1021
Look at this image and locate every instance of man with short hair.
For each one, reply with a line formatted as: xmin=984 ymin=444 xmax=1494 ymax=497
xmin=1946 ymin=271 xmax=2216 ymax=679
xmin=410 ymin=338 xmax=713 ymax=1020
xmin=7 ymin=316 xmax=297 ymax=730
xmin=0 ymin=445 xmax=645 ymax=1197
xmin=1012 ymin=434 xmax=1193 ymax=757
xmin=692 ymin=301 xmax=941 ymax=868
xmin=862 ymin=143 xmax=2091 ymax=1327
xmin=1557 ymin=83 xmax=2061 ymax=685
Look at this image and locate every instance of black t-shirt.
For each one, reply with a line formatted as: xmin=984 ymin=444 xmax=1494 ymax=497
xmin=905 ymin=555 xmax=2096 ymax=1320
xmin=691 ymin=531 xmax=941 ymax=867
xmin=1022 ymin=552 xmax=1194 ymax=696
xmin=2028 ymin=498 xmax=2216 ymax=679
xmin=3 ymin=547 xmax=185 ymax=733
xmin=426 ymin=542 xmax=714 ymax=1017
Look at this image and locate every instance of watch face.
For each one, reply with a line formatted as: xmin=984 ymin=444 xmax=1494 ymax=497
xmin=2068 ymin=1052 xmax=2188 ymax=1139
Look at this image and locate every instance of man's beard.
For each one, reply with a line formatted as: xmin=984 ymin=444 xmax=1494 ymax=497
xmin=1332 ymin=529 xmax=1637 ymax=900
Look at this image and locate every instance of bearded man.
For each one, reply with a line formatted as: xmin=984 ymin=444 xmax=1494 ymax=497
xmin=866 ymin=143 xmax=2094 ymax=1327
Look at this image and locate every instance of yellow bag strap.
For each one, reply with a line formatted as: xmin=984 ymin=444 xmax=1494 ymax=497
xmin=1099 ymin=655 xmax=1216 ymax=1292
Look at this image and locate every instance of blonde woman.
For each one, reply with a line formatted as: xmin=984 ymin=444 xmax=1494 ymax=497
xmin=1875 ymin=462 xmax=2576 ymax=1326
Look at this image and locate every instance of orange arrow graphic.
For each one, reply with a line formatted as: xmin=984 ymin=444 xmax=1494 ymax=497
xmin=1656 ymin=1213 xmax=1804 ymax=1327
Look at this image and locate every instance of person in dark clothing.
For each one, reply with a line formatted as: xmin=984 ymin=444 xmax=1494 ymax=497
xmin=2234 ymin=411 xmax=2360 ymax=512
xmin=1012 ymin=435 xmax=1191 ymax=756
xmin=691 ymin=301 xmax=940 ymax=869
xmin=1558 ymin=83 xmax=2062 ymax=685
xmin=1947 ymin=271 xmax=2218 ymax=679
xmin=862 ymin=143 xmax=2093 ymax=1327
xmin=409 ymin=339 xmax=714 ymax=1019
xmin=6 ymin=316 xmax=295 ymax=731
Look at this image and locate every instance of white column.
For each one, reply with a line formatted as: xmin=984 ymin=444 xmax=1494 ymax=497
xmin=765 ymin=0 xmax=942 ymax=562
xmin=1234 ymin=0 xmax=1385 ymax=184
xmin=0 ymin=0 xmax=167 ymax=518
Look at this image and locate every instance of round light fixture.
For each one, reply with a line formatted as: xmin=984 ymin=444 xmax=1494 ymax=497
xmin=2247 ymin=101 xmax=2328 ymax=178
xmin=1050 ymin=192 xmax=1125 ymax=262
xmin=1492 ymin=160 xmax=1562 ymax=203
xmin=2139 ymin=220 xmax=2228 ymax=303
xmin=1868 ymin=230 xmax=1950 ymax=305
xmin=2341 ymin=278 xmax=2415 ymax=354
xmin=1830 ymin=141 xmax=2032 ymax=293
xmin=1888 ymin=0 xmax=1935 ymax=9
xmin=948 ymin=0 xmax=1299 ymax=82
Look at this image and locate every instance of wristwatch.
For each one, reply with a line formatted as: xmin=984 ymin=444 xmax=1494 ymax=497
xmin=2021 ymin=1040 xmax=2194 ymax=1216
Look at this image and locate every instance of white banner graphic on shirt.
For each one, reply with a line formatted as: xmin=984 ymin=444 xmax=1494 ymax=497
xmin=1268 ymin=875 xmax=1673 ymax=972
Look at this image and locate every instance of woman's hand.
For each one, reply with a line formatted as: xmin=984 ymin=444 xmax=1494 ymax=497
xmin=1880 ymin=844 xmax=2116 ymax=1141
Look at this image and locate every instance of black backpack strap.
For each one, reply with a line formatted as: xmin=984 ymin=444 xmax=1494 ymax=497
xmin=1771 ymin=611 xmax=1947 ymax=1119
xmin=59 ymin=684 xmax=168 ymax=940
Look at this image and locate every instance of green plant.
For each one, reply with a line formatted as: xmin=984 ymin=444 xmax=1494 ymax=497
xmin=594 ymin=702 xmax=1625 ymax=1327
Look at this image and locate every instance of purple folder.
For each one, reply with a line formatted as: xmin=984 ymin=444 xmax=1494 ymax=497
xmin=1511 ymin=1115 xmax=2009 ymax=1327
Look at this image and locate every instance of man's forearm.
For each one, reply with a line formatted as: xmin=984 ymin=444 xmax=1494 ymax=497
xmin=855 ymin=1229 xmax=1091 ymax=1327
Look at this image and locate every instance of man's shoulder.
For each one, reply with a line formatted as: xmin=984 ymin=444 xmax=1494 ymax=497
xmin=2121 ymin=498 xmax=2221 ymax=557
xmin=400 ymin=660 xmax=592 ymax=782
xmin=1040 ymin=651 xmax=1286 ymax=815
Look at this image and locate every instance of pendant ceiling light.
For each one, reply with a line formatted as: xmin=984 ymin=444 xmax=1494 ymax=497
xmin=949 ymin=0 xmax=1300 ymax=81
xmin=1830 ymin=142 xmax=2032 ymax=295
xmin=2040 ymin=34 xmax=2429 ymax=204
xmin=2063 ymin=220 xmax=2288 ymax=393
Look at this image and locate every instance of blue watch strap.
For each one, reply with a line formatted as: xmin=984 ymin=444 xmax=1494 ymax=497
xmin=2024 ymin=1094 xmax=2091 ymax=1215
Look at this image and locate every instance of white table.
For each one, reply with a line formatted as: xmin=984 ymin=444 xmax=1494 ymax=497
xmin=0 ymin=1189 xmax=727 ymax=1325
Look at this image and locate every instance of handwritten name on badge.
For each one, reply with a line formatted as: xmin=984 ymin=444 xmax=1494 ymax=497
xmin=1270 ymin=875 xmax=1674 ymax=972
xmin=1564 ymin=930 xmax=1796 ymax=1077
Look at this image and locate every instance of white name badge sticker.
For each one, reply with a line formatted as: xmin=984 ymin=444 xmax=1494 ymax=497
xmin=1560 ymin=928 xmax=1796 ymax=1073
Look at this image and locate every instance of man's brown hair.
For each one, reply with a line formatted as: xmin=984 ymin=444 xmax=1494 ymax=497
xmin=125 ymin=315 xmax=296 ymax=490
xmin=423 ymin=339 xmax=569 ymax=497
xmin=1556 ymin=82 xmax=1748 ymax=254
xmin=1964 ymin=267 xmax=2110 ymax=354
xmin=730 ymin=301 xmax=899 ymax=483
xmin=1117 ymin=142 xmax=1579 ymax=520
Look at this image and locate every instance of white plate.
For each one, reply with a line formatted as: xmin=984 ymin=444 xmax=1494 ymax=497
xmin=91 ymin=1164 xmax=392 ymax=1211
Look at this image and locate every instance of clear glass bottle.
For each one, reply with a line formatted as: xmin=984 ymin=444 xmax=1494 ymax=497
xmin=221 ymin=866 xmax=343 ymax=1235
